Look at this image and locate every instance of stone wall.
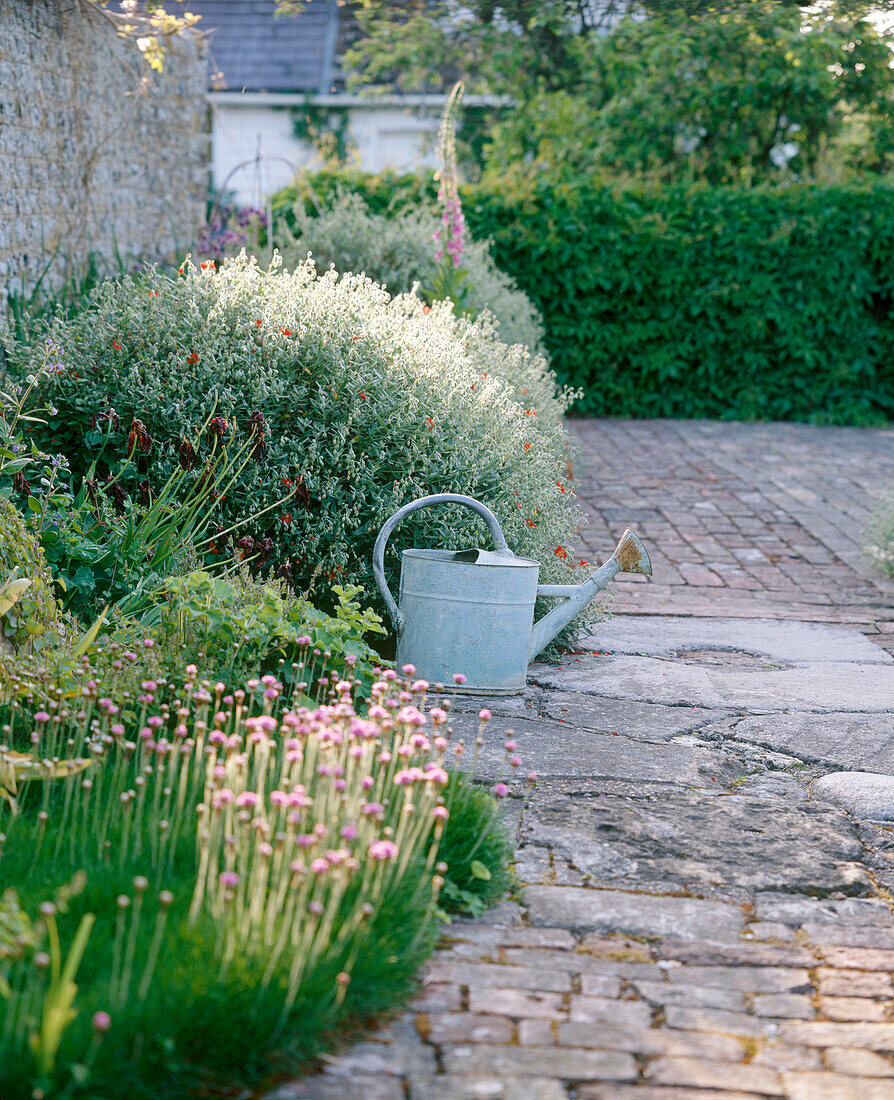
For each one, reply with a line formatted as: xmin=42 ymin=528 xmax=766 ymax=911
xmin=0 ymin=0 xmax=207 ymax=307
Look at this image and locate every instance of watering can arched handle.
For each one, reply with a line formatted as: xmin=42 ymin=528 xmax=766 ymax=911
xmin=372 ymin=494 xmax=511 ymax=633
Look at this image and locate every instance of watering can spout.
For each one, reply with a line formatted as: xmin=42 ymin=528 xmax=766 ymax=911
xmin=528 ymin=528 xmax=652 ymax=660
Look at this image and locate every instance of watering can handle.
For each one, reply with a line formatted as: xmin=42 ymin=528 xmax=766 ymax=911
xmin=372 ymin=494 xmax=511 ymax=633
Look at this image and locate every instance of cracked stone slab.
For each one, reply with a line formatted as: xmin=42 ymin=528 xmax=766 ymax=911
xmin=524 ymin=885 xmax=746 ymax=942
xmin=581 ymin=616 xmax=893 ymax=664
xmin=706 ymin=713 xmax=894 ymax=774
xmin=445 ymin=713 xmax=738 ymax=786
xmin=521 ymin=781 xmax=870 ymax=895
xmin=813 ymin=773 xmax=894 ymax=822
xmin=530 ymin=654 xmax=894 ymax=713
xmin=539 ymin=691 xmax=730 ymax=743
xmin=754 ymin=893 xmax=894 ymax=927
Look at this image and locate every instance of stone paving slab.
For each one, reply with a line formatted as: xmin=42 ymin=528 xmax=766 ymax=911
xmin=582 ymin=615 xmax=893 ymax=664
xmin=520 ymin=783 xmax=869 ymax=895
xmin=445 ymin=712 xmax=736 ymax=785
xmin=704 ymin=713 xmax=894 ymax=774
xmin=531 ymin=653 xmax=894 ymax=712
xmin=813 ymin=772 xmax=894 ymax=822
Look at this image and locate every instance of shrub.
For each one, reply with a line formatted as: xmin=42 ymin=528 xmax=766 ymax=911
xmin=278 ymin=190 xmax=546 ymax=353
xmin=140 ymin=569 xmax=386 ymax=696
xmin=15 ymin=255 xmax=589 ymax=621
xmin=279 ymin=172 xmax=894 ymax=425
xmin=0 ymin=663 xmax=519 ymax=1098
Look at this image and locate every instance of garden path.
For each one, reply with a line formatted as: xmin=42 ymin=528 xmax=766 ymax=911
xmin=271 ymin=419 xmax=894 ymax=1100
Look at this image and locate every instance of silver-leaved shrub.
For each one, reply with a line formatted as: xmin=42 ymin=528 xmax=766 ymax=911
xmin=20 ymin=254 xmax=589 ymax=613
xmin=279 ymin=191 xmax=546 ymax=353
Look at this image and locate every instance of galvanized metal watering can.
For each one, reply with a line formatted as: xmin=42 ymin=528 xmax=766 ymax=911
xmin=372 ymin=493 xmax=652 ymax=695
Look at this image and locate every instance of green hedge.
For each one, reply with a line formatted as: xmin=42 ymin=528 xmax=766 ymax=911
xmin=275 ymin=173 xmax=894 ymax=424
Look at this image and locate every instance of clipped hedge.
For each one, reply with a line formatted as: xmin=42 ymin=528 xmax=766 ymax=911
xmin=276 ymin=172 xmax=894 ymax=425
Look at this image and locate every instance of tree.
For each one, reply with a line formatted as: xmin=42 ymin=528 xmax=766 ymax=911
xmin=83 ymin=1 xmax=200 ymax=72
xmin=285 ymin=1 xmax=894 ymax=184
xmin=484 ymin=6 xmax=894 ymax=183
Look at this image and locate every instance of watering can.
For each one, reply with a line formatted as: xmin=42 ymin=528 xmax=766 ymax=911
xmin=372 ymin=493 xmax=652 ymax=695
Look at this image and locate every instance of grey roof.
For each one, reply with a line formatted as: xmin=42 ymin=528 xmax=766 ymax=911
xmin=197 ymin=0 xmax=339 ymax=93
xmin=115 ymin=0 xmax=341 ymax=93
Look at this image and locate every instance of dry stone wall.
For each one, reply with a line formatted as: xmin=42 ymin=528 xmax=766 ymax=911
xmin=0 ymin=0 xmax=207 ymax=306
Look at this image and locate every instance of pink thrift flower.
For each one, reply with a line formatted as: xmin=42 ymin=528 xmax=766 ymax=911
xmin=494 ymin=783 xmax=509 ymax=799
xmin=369 ymin=839 xmax=398 ymax=860
xmin=452 ymin=673 xmax=467 ymax=685
xmin=478 ymin=709 xmax=492 ymax=721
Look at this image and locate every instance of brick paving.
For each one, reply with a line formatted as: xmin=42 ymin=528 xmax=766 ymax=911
xmin=270 ymin=420 xmax=894 ymax=1100
xmin=573 ymin=420 xmax=894 ymax=645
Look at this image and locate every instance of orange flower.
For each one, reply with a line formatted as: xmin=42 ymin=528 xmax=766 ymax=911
xmin=523 ymin=443 xmax=531 ymax=451
xmin=554 ymin=546 xmax=568 ymax=559
xmin=280 ymin=328 xmax=293 ymax=336
xmin=112 ymin=341 xmax=121 ymax=350
xmin=282 ymin=514 xmax=293 ymax=524
xmin=578 ymin=559 xmax=589 ymax=568
xmin=557 ymin=481 xmax=565 ymax=493
xmin=255 ymin=319 xmax=263 ymax=327
xmin=526 ymin=518 xmax=536 ymax=527
xmin=352 ymin=335 xmax=360 ymax=341
xmin=422 ymin=306 xmax=431 ymax=314
xmin=200 ymin=261 xmax=214 ymax=270
xmin=425 ymin=417 xmax=434 ymax=430
xmin=186 ymin=352 xmax=199 ymax=365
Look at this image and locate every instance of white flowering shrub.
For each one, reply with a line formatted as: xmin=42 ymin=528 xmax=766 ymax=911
xmin=279 ymin=191 xmax=547 ymax=353
xmin=17 ymin=255 xmax=591 ymax=619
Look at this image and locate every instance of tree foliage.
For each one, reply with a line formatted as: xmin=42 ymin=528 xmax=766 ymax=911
xmin=279 ymin=1 xmax=894 ymax=185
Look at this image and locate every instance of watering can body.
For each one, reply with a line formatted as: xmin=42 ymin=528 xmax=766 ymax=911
xmin=373 ymin=494 xmax=651 ymax=695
